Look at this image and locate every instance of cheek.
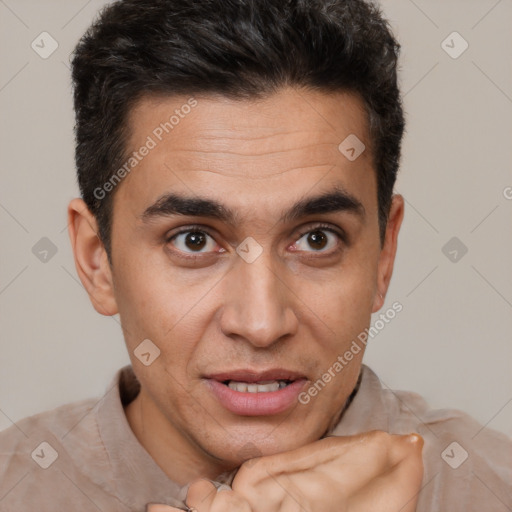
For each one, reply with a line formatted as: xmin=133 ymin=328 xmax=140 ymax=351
xmin=113 ymin=266 xmax=202 ymax=402
xmin=111 ymin=250 xmax=205 ymax=355
xmin=299 ymin=255 xmax=377 ymax=334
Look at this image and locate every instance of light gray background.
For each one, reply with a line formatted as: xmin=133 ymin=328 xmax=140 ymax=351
xmin=1 ymin=0 xmax=511 ymax=437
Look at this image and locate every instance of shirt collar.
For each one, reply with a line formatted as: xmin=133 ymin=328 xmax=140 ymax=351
xmin=96 ymin=365 xmax=188 ymax=509
xmin=329 ymin=364 xmax=389 ymax=436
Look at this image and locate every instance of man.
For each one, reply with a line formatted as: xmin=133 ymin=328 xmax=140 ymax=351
xmin=0 ymin=0 xmax=510 ymax=510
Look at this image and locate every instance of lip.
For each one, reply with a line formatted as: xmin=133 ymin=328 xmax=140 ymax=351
xmin=204 ymin=378 xmax=308 ymax=416
xmin=204 ymin=368 xmax=307 ymax=383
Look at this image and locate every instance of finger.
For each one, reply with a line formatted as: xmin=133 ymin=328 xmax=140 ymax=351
xmin=186 ymin=479 xmax=218 ymax=511
xmin=237 ymin=431 xmax=390 ymax=482
xmin=313 ymin=432 xmax=423 ymax=496
xmin=234 ymin=431 xmax=396 ymax=492
xmin=186 ymin=479 xmax=253 ymax=512
xmin=385 ymin=433 xmax=424 ymax=466
xmin=146 ymin=504 xmax=185 ymax=512
xmin=349 ymin=435 xmax=424 ymax=512
xmin=386 ymin=434 xmax=424 ymax=511
xmin=208 ymin=489 xmax=253 ymax=512
xmin=232 ymin=431 xmax=423 ymax=509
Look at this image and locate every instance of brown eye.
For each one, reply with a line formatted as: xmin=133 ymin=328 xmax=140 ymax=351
xmin=307 ymin=230 xmax=328 ymax=250
xmin=169 ymin=230 xmax=217 ymax=253
xmin=184 ymin=231 xmax=207 ymax=251
xmin=293 ymin=227 xmax=342 ymax=253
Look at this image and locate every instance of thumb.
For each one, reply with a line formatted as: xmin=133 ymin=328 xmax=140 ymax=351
xmin=146 ymin=504 xmax=185 ymax=512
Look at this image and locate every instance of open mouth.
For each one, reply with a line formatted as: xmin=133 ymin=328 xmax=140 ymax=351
xmin=205 ymin=375 xmax=307 ymax=416
xmin=222 ymin=379 xmax=294 ymax=393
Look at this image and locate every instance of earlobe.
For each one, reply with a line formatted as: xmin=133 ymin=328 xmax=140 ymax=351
xmin=372 ymin=291 xmax=384 ymax=313
xmin=372 ymin=194 xmax=404 ymax=313
xmin=67 ymin=198 xmax=118 ymax=316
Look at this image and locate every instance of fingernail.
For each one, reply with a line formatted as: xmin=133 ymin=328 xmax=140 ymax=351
xmin=406 ymin=433 xmax=423 ymax=444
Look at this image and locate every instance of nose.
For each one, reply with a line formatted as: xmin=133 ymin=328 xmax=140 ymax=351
xmin=219 ymin=251 xmax=299 ymax=348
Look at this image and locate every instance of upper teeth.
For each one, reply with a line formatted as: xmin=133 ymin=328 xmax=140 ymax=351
xmin=227 ymin=380 xmax=289 ymax=392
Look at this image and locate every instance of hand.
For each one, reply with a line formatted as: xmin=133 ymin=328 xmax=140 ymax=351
xmin=231 ymin=431 xmax=424 ymax=512
xmin=147 ymin=431 xmax=424 ymax=512
xmin=146 ymin=479 xmax=253 ymax=512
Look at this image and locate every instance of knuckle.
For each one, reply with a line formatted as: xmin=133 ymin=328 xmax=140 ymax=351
xmin=364 ymin=429 xmax=392 ymax=442
xmin=390 ymin=433 xmax=425 ymax=465
xmin=360 ymin=429 xmax=393 ymax=451
xmin=236 ymin=460 xmax=263 ymax=484
xmin=187 ymin=479 xmax=217 ymax=504
xmin=213 ymin=490 xmax=252 ymax=511
xmin=234 ymin=462 xmax=251 ymax=483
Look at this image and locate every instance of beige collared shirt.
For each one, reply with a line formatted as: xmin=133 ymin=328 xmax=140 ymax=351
xmin=0 ymin=364 xmax=510 ymax=511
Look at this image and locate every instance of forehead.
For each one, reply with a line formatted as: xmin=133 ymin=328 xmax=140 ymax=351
xmin=114 ymin=87 xmax=376 ymax=222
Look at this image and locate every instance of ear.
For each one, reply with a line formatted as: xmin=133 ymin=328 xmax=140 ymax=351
xmin=67 ymin=198 xmax=118 ymax=316
xmin=372 ymin=194 xmax=404 ymax=313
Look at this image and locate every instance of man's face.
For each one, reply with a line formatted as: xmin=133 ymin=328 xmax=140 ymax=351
xmin=106 ymin=87 xmax=391 ymax=467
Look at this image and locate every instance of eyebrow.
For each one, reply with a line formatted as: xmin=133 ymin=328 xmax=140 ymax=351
xmin=140 ymin=185 xmax=365 ymax=225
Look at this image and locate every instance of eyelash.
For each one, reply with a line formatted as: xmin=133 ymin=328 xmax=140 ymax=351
xmin=295 ymin=223 xmax=348 ymax=248
xmin=165 ymin=224 xmax=219 ymax=260
xmin=165 ymin=223 xmax=347 ymax=258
